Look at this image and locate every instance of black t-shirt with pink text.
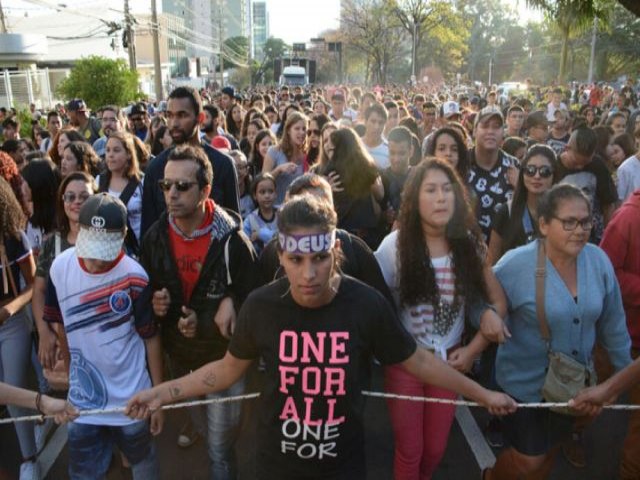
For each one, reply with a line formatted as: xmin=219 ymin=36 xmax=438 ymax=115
xmin=229 ymin=275 xmax=416 ymax=479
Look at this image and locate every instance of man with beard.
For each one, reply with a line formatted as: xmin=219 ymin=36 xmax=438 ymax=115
xmin=141 ymin=86 xmax=240 ymax=238
xmin=141 ymin=145 xmax=256 ymax=478
xmin=201 ymin=105 xmax=239 ymax=150
xmin=92 ymin=105 xmax=125 ymax=158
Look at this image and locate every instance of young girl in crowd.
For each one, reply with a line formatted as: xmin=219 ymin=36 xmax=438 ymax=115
xmin=375 ymin=158 xmax=506 ymax=480
xmin=243 ymin=173 xmax=278 ymax=254
xmin=250 ymin=129 xmax=276 ymax=175
xmin=61 ymin=141 xmax=100 ymax=177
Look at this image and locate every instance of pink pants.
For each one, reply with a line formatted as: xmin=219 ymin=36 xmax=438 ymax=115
xmin=384 ymin=363 xmax=457 ymax=480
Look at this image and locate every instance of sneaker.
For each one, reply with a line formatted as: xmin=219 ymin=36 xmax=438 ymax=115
xmin=484 ymin=417 xmax=504 ymax=448
xmin=19 ymin=460 xmax=41 ymax=480
xmin=35 ymin=418 xmax=54 ymax=452
xmin=177 ymin=420 xmax=200 ymax=448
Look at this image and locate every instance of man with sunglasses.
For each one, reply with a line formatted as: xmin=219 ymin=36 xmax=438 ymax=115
xmin=140 ymin=144 xmax=256 ymax=478
xmin=140 ymin=86 xmax=240 ymax=238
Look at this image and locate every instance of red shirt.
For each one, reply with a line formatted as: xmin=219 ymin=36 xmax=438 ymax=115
xmin=168 ymin=199 xmax=215 ymax=304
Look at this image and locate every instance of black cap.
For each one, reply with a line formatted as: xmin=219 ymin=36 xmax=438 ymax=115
xmin=79 ymin=193 xmax=127 ymax=232
xmin=128 ymin=102 xmax=147 ymax=117
xmin=67 ymin=99 xmax=88 ymax=112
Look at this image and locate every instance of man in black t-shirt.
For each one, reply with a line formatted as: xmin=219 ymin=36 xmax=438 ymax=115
xmin=468 ymin=109 xmax=518 ymax=241
xmin=557 ymin=127 xmax=618 ymax=243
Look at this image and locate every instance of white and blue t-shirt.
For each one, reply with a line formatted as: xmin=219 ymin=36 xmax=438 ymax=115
xmin=44 ymin=249 xmax=155 ymax=425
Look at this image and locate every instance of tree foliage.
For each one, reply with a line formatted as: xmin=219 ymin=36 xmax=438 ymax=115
xmin=340 ymin=0 xmax=407 ymax=84
xmin=57 ymin=56 xmax=142 ymax=109
xmin=251 ymin=37 xmax=289 ymax=85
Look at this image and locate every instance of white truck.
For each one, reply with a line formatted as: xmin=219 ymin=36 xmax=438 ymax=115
xmin=279 ymin=66 xmax=307 ymax=87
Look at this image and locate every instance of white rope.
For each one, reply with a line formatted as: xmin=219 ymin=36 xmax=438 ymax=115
xmin=2 ymin=390 xmax=638 ymax=426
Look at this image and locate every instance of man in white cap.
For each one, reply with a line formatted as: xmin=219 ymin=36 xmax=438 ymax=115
xmin=43 ymin=193 xmax=163 ymax=480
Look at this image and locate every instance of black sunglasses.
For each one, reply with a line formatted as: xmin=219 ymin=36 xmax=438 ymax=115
xmin=62 ymin=192 xmax=91 ymax=203
xmin=307 ymin=129 xmax=321 ymax=136
xmin=158 ymin=179 xmax=198 ymax=192
xmin=523 ymin=165 xmax=553 ymax=178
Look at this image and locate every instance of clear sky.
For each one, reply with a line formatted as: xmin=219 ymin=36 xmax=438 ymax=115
xmin=4 ymin=0 xmax=543 ymax=43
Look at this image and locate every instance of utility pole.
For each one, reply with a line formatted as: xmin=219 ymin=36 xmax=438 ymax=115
xmin=151 ymin=0 xmax=163 ymax=99
xmin=124 ymin=0 xmax=137 ymax=70
xmin=488 ymin=55 xmax=493 ymax=87
xmin=0 ymin=0 xmax=8 ymax=34
xmin=587 ymin=17 xmax=598 ymax=84
xmin=218 ymin=1 xmax=224 ymax=87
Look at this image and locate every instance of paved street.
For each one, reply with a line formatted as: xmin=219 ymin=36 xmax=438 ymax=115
xmin=0 ymin=363 xmax=629 ymax=479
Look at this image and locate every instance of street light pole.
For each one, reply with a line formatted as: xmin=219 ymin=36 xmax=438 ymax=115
xmin=124 ymin=0 xmax=137 ymax=70
xmin=587 ymin=17 xmax=597 ymax=84
xmin=151 ymin=0 xmax=163 ymax=100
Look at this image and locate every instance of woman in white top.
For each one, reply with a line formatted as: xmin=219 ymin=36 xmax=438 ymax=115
xmin=97 ymin=132 xmax=143 ymax=256
xmin=375 ymin=158 xmax=506 ymax=480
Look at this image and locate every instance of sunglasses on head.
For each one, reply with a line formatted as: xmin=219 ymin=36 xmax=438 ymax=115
xmin=158 ymin=179 xmax=198 ymax=192
xmin=62 ymin=192 xmax=91 ymax=204
xmin=523 ymin=164 xmax=553 ymax=178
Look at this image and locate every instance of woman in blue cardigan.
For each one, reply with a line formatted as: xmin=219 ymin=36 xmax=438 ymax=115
xmin=484 ymin=184 xmax=632 ymax=479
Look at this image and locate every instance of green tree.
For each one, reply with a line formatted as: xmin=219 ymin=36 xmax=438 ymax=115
xmin=57 ymin=56 xmax=142 ymax=109
xmin=252 ymin=37 xmax=289 ymax=85
xmin=526 ymin=0 xmax=612 ymax=82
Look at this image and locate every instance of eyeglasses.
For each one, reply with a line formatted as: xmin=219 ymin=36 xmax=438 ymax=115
xmin=62 ymin=192 xmax=91 ymax=204
xmin=552 ymin=216 xmax=593 ymax=231
xmin=523 ymin=165 xmax=553 ymax=178
xmin=307 ymin=129 xmax=321 ymax=136
xmin=158 ymin=179 xmax=198 ymax=192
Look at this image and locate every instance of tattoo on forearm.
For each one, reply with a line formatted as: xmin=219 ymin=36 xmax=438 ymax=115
xmin=169 ymin=386 xmax=182 ymax=400
xmin=203 ymin=370 xmax=217 ymax=388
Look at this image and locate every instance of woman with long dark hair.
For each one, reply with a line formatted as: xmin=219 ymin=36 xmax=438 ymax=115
xmin=33 ymin=173 xmax=96 ymax=378
xmin=226 ymin=104 xmax=244 ymax=141
xmin=488 ymin=145 xmax=558 ymax=265
xmin=20 ymin=159 xmax=61 ymax=256
xmin=61 ymin=141 xmax=100 ymax=177
xmin=375 ymin=158 xmax=506 ymax=479
xmin=318 ymin=128 xmax=383 ymax=248
xmin=0 ymin=176 xmax=39 ymax=478
xmin=48 ymin=128 xmax=85 ymax=167
xmin=305 ymin=113 xmax=331 ymax=168
xmin=424 ymin=127 xmax=470 ymax=182
xmin=250 ymin=128 xmax=276 ymax=175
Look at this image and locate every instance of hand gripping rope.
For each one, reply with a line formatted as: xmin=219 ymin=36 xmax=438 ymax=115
xmin=1 ymin=391 xmax=639 ymax=425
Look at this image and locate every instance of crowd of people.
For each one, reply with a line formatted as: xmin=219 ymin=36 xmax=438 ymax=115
xmin=0 ymin=78 xmax=640 ymax=480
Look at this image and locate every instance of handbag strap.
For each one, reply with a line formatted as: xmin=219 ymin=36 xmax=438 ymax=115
xmin=535 ymin=240 xmax=551 ymax=341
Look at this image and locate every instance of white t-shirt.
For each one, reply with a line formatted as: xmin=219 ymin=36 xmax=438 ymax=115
xmin=546 ymin=102 xmax=568 ymax=121
xmin=45 ymin=249 xmax=153 ymax=425
xmin=366 ymin=140 xmax=390 ymax=170
xmin=617 ymin=155 xmax=640 ymax=202
xmin=374 ymin=230 xmax=464 ymax=359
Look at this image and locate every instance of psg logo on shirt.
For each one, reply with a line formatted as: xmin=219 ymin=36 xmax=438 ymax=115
xmin=109 ymin=290 xmax=132 ymax=314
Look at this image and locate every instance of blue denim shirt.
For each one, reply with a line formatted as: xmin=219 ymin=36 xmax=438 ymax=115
xmin=494 ymin=240 xmax=631 ymax=402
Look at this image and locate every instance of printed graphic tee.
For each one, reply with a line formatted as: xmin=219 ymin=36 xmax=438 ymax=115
xmin=229 ymin=276 xmax=416 ymax=479
xmin=44 ymin=249 xmax=155 ymax=425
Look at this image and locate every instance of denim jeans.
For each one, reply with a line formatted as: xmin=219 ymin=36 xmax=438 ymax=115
xmin=171 ymin=359 xmax=244 ymax=480
xmin=67 ymin=420 xmax=159 ymax=480
xmin=0 ymin=310 xmax=36 ymax=459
